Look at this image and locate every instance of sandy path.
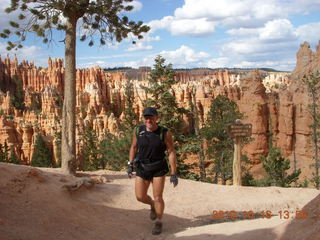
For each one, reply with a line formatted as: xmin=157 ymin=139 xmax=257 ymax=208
xmin=0 ymin=163 xmax=319 ymax=240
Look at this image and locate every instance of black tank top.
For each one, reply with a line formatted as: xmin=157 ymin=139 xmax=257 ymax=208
xmin=136 ymin=125 xmax=167 ymax=163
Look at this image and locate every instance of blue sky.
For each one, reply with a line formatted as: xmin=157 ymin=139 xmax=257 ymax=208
xmin=1 ymin=0 xmax=320 ymax=71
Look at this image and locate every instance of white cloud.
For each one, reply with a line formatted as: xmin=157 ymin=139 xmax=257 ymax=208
xmin=0 ymin=42 xmax=46 ymax=65
xmin=127 ymin=42 xmax=153 ymax=51
xmin=228 ymin=19 xmax=297 ymax=42
xmin=159 ymin=45 xmax=210 ymax=64
xmin=259 ymin=19 xmax=296 ymax=42
xmin=206 ymin=57 xmax=231 ymax=68
xmin=149 ymin=0 xmax=320 ymax=37
xmin=173 ymin=0 xmax=285 ymax=28
xmin=206 ymin=17 xmax=308 ymax=71
xmin=79 ymin=45 xmax=211 ymax=69
xmin=77 ymin=53 xmax=136 ymax=61
xmin=296 ymin=22 xmax=320 ymax=45
xmin=149 ymin=16 xmax=216 ymax=37
xmin=174 ymin=0 xmax=250 ymax=20
xmin=170 ymin=18 xmax=216 ymax=37
xmin=125 ymin=1 xmax=143 ymax=12
xmin=134 ymin=45 xmax=210 ymax=68
xmin=149 ymin=16 xmax=174 ymax=33
xmin=174 ymin=0 xmax=320 ymax=24
xmin=125 ymin=33 xmax=160 ymax=52
xmin=0 ymin=0 xmax=21 ymax=30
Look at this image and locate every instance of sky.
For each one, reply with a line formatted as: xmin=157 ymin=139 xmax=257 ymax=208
xmin=1 ymin=0 xmax=320 ymax=71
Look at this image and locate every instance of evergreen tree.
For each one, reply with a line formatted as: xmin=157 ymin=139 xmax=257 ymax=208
xmin=8 ymin=150 xmax=20 ymax=164
xmin=2 ymin=0 xmax=149 ymax=175
xmin=0 ymin=144 xmax=6 ymax=162
xmin=141 ymin=55 xmax=188 ymax=140
xmin=0 ymin=143 xmax=12 ymax=163
xmin=108 ymin=79 xmax=138 ymax=170
xmin=31 ymin=135 xmax=53 ymax=167
xmin=3 ymin=141 xmax=10 ymax=163
xmin=303 ymin=71 xmax=320 ymax=189
xmin=81 ymin=126 xmax=100 ymax=171
xmin=98 ymin=80 xmax=138 ymax=171
xmin=141 ymin=55 xmax=195 ymax=179
xmin=260 ymin=146 xmax=301 ymax=187
xmin=202 ymin=95 xmax=244 ymax=184
xmin=121 ymin=79 xmax=139 ymax=132
xmin=30 ymin=93 xmax=42 ymax=114
xmin=10 ymin=75 xmax=25 ymax=111
xmin=190 ymin=86 xmax=206 ymax=181
xmin=99 ymin=133 xmax=131 ymax=171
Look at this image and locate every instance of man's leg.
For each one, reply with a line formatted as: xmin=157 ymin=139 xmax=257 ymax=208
xmin=152 ymin=175 xmax=166 ymax=219
xmin=151 ymin=175 xmax=165 ymax=235
xmin=135 ymin=176 xmax=154 ymax=207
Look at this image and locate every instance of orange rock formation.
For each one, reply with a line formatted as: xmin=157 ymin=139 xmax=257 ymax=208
xmin=1 ymin=41 xmax=319 ymax=181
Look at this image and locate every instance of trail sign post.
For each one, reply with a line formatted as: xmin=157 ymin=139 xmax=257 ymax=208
xmin=228 ymin=119 xmax=252 ymax=186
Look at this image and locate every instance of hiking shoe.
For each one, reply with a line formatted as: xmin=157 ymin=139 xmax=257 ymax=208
xmin=150 ymin=206 xmax=157 ymax=220
xmin=152 ymin=221 xmax=162 ymax=235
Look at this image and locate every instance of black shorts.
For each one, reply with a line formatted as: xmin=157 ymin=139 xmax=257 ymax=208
xmin=136 ymin=160 xmax=169 ymax=181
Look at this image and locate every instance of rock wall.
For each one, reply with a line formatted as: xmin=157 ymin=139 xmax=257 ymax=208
xmin=272 ymin=41 xmax=320 ymax=178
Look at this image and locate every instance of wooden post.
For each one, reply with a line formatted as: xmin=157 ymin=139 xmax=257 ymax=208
xmin=233 ymin=136 xmax=242 ymax=186
xmin=228 ymin=119 xmax=252 ymax=186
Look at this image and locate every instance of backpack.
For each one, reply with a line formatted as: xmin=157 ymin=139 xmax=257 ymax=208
xmin=135 ymin=125 xmax=166 ymax=142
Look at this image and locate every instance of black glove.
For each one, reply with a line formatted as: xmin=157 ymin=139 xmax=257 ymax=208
xmin=127 ymin=164 xmax=134 ymax=178
xmin=170 ymin=174 xmax=178 ymax=187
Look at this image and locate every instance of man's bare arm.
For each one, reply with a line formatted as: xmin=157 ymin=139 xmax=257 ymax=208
xmin=129 ymin=129 xmax=137 ymax=163
xmin=165 ymin=130 xmax=177 ymax=175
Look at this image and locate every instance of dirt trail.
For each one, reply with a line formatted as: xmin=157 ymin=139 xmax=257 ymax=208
xmin=0 ymin=163 xmax=319 ymax=240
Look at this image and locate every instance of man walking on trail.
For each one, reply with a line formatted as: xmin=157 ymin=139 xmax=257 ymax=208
xmin=127 ymin=107 xmax=178 ymax=235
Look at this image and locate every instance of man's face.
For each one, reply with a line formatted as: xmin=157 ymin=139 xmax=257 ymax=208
xmin=143 ymin=115 xmax=158 ymax=129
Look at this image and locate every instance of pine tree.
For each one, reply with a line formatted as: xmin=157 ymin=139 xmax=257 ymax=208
xmin=81 ymin=126 xmax=100 ymax=171
xmin=10 ymin=75 xmax=25 ymax=111
xmin=190 ymin=87 xmax=206 ymax=180
xmin=121 ymin=79 xmax=139 ymax=132
xmin=141 ymin=55 xmax=194 ymax=179
xmin=98 ymin=79 xmax=138 ymax=171
xmin=30 ymin=93 xmax=42 ymax=114
xmin=260 ymin=146 xmax=301 ymax=187
xmin=303 ymin=71 xmax=320 ymax=189
xmin=99 ymin=133 xmax=131 ymax=171
xmin=8 ymin=150 xmax=20 ymax=164
xmin=3 ymin=141 xmax=10 ymax=163
xmin=0 ymin=144 xmax=6 ymax=162
xmin=141 ymin=55 xmax=188 ymax=140
xmin=2 ymin=0 xmax=149 ymax=175
xmin=202 ymin=95 xmax=244 ymax=184
xmin=31 ymin=135 xmax=53 ymax=167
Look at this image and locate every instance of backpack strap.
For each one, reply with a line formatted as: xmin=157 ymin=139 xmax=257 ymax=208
xmin=159 ymin=126 xmax=168 ymax=142
xmin=136 ymin=125 xmax=167 ymax=142
xmin=135 ymin=125 xmax=146 ymax=137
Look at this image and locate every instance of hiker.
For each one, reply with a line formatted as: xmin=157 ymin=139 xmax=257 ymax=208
xmin=127 ymin=106 xmax=178 ymax=235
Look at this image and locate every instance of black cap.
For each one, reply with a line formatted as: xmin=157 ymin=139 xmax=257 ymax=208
xmin=143 ymin=107 xmax=158 ymax=116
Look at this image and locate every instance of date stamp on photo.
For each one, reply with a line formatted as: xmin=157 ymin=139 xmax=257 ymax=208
xmin=210 ymin=209 xmax=317 ymax=221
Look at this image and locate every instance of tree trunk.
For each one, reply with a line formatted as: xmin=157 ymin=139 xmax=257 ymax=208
xmin=61 ymin=18 xmax=77 ymax=175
